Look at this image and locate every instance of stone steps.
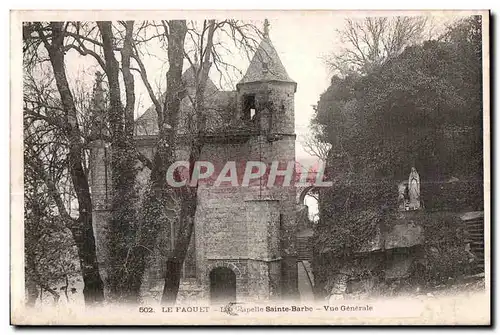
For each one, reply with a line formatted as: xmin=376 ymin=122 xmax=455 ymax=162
xmin=463 ymin=216 xmax=484 ymax=275
xmin=297 ymin=237 xmax=313 ymax=261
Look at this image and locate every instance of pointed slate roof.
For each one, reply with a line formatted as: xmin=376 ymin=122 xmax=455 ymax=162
xmin=181 ymin=64 xmax=218 ymax=94
xmin=237 ymin=31 xmax=295 ymax=88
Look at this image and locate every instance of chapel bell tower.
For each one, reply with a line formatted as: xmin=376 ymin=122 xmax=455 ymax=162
xmin=233 ymin=19 xmax=299 ymax=300
xmin=236 ymin=19 xmax=297 ymax=138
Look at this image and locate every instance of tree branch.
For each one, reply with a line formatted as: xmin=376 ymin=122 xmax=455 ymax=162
xmin=131 ymin=48 xmax=163 ymax=119
xmin=136 ymin=150 xmax=153 ymax=170
xmin=26 ymin=145 xmax=76 ymax=227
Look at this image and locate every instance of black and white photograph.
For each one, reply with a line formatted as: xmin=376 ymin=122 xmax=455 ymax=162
xmin=11 ymin=9 xmax=490 ymax=325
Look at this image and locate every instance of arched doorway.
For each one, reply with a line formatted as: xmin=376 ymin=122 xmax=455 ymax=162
xmin=298 ymin=186 xmax=320 ymax=224
xmin=209 ymin=267 xmax=236 ymax=304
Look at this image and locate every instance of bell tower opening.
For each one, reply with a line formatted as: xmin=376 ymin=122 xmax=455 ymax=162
xmin=242 ymin=94 xmax=256 ymax=121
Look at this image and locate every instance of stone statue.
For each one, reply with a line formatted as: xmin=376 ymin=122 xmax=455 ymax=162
xmin=408 ymin=167 xmax=421 ymax=210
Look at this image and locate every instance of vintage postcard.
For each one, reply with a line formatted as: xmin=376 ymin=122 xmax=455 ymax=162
xmin=11 ymin=9 xmax=490 ymax=325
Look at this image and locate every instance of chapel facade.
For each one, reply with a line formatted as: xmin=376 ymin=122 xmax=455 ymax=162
xmin=90 ymin=24 xmax=302 ymax=303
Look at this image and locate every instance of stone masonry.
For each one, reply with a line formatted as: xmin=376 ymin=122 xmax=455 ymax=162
xmin=90 ymin=27 xmax=300 ymax=303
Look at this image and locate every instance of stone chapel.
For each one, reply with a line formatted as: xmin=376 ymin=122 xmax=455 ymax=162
xmin=90 ymin=23 xmax=306 ymax=303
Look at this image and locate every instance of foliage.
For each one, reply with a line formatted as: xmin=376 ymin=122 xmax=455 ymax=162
xmin=420 ymin=212 xmax=471 ymax=282
xmin=314 ymin=209 xmax=383 ymax=256
xmin=314 ymin=15 xmax=483 ymax=208
xmin=312 ymin=16 xmax=483 ymax=293
xmin=24 ymin=134 xmax=81 ymax=305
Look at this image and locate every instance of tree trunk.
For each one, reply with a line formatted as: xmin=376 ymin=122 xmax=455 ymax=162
xmin=131 ymin=72 xmax=183 ymax=303
xmin=98 ymin=21 xmax=127 ymax=300
xmin=160 ymin=20 xmax=215 ymax=305
xmin=161 ymin=259 xmax=184 ymax=304
xmin=97 ymin=20 xmax=140 ymax=303
xmin=68 ymin=218 xmax=104 ymax=305
xmin=41 ymin=22 xmax=105 ymax=305
xmin=25 ymin=250 xmax=39 ymax=307
xmin=161 ymin=190 xmax=197 ymax=305
xmin=139 ymin=19 xmax=188 ymax=305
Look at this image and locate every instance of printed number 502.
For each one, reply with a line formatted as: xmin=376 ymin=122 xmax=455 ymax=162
xmin=139 ymin=307 xmax=154 ymax=313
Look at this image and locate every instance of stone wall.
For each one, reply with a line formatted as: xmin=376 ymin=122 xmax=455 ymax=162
xmin=194 ymin=130 xmax=297 ymax=300
xmin=89 ymin=141 xmax=112 ymax=283
xmin=90 ymin=76 xmax=298 ymax=302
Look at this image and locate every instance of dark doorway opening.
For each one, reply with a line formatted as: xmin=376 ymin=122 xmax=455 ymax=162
xmin=209 ymin=267 xmax=236 ymax=304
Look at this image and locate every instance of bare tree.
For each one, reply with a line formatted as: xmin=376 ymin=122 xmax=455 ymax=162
xmin=24 ymin=22 xmax=105 ymax=305
xmin=302 ymin=133 xmax=331 ymax=161
xmin=93 ymin=20 xmax=145 ymax=303
xmin=326 ymin=16 xmax=429 ymax=76
xmin=128 ymin=19 xmax=261 ymax=304
xmin=23 ymin=60 xmax=100 ymax=308
xmin=161 ymin=19 xmax=263 ymax=304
